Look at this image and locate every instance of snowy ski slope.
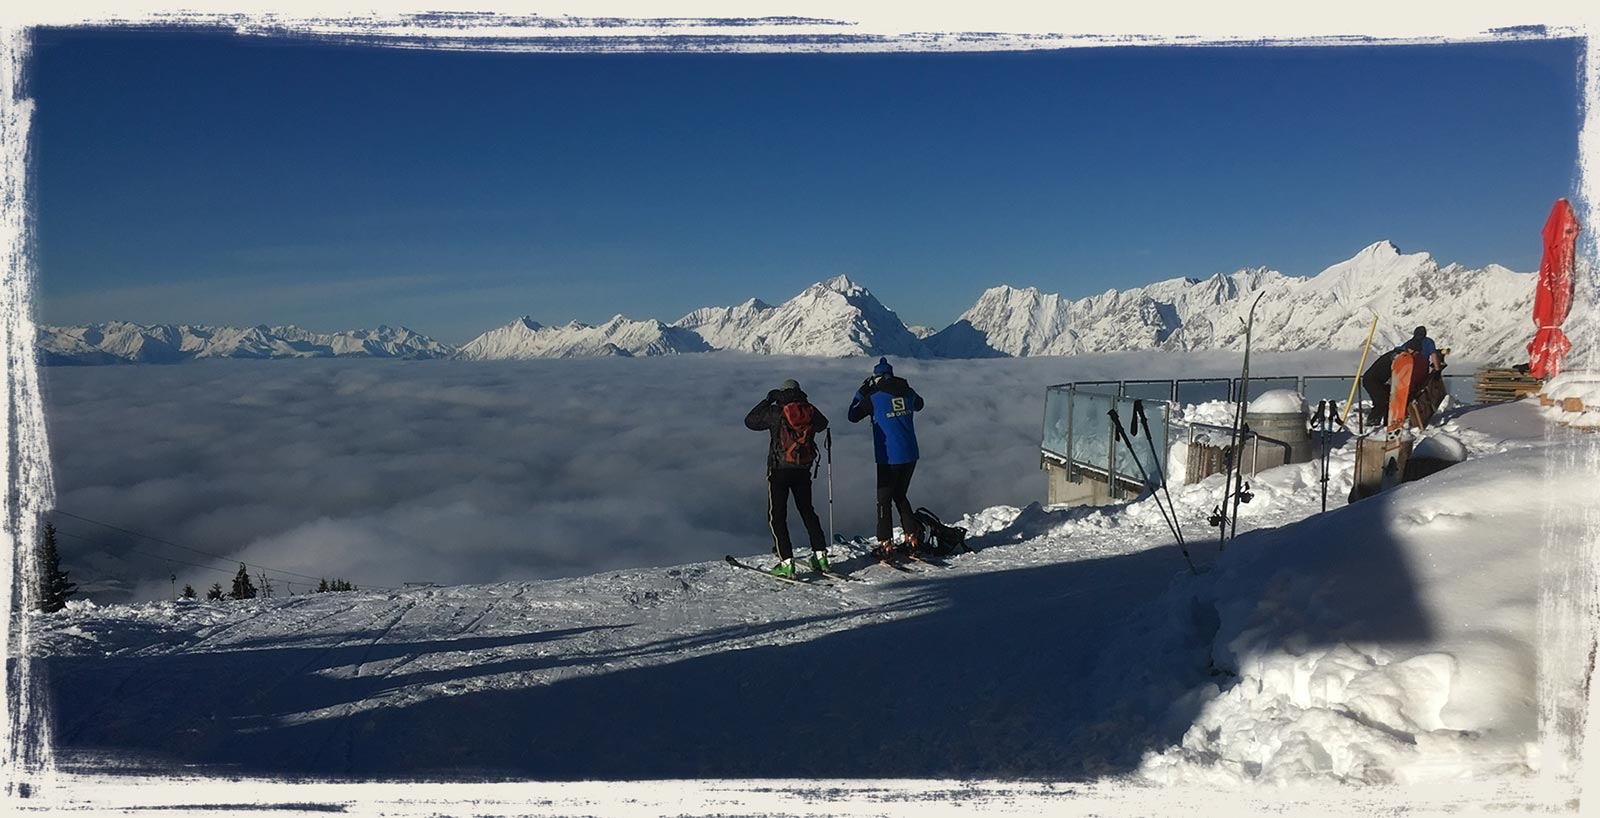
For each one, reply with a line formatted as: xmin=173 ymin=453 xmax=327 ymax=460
xmin=22 ymin=399 xmax=1597 ymax=814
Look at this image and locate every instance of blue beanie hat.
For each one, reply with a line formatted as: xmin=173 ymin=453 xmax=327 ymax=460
xmin=873 ymin=357 xmax=893 ymax=375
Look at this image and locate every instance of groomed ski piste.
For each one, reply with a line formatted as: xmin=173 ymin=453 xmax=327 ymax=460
xmin=21 ymin=397 xmax=1599 ymax=817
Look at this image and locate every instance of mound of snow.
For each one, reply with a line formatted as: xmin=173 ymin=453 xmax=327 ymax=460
xmin=1542 ymin=370 xmax=1600 ymax=407
xmin=1173 ymin=399 xmax=1238 ymax=429
xmin=1247 ymin=389 xmax=1306 ymax=415
xmin=1413 ymin=433 xmax=1468 ymax=463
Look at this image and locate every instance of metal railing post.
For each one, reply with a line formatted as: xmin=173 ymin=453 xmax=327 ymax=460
xmin=1065 ymin=386 xmax=1074 ymax=469
xmin=1107 ymin=401 xmax=1119 ymax=500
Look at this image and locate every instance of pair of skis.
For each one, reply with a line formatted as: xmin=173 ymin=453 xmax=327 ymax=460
xmin=723 ymin=555 xmax=834 ymax=586
xmin=1214 ymin=292 xmax=1265 ymax=553
xmin=836 ymin=534 xmax=940 ymax=571
xmin=723 ymin=552 xmax=864 ymax=586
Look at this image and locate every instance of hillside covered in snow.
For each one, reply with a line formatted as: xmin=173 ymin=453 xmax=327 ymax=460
xmin=25 ymin=398 xmax=1593 ymax=809
xmin=42 ymin=242 xmax=1550 ymax=364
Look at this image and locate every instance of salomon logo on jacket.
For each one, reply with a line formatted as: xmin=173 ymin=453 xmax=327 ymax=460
xmin=848 ymin=368 xmax=924 ymax=465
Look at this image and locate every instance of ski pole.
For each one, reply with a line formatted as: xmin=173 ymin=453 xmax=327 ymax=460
xmin=1132 ymin=400 xmax=1186 ymax=549
xmin=825 ymin=428 xmax=834 ymax=550
xmin=1325 ymin=401 xmax=1335 ymax=510
xmin=1313 ymin=400 xmax=1331 ymax=512
xmin=1121 ymin=405 xmax=1181 ymax=543
xmin=1111 ymin=408 xmax=1196 ymax=574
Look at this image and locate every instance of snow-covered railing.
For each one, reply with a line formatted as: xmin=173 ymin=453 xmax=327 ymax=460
xmin=1042 ymin=373 xmax=1479 ymax=500
xmin=1041 ymin=384 xmax=1170 ymax=500
xmin=1059 ymin=374 xmax=1475 ymax=408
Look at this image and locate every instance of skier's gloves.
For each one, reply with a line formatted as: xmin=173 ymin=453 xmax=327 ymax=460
xmin=767 ymin=389 xmax=781 ymax=402
xmin=859 ymin=377 xmax=877 ymax=396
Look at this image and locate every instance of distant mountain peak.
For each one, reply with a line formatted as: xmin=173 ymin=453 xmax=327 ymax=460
xmin=819 ymin=274 xmax=865 ymax=296
xmin=1358 ymin=239 xmax=1401 ymax=257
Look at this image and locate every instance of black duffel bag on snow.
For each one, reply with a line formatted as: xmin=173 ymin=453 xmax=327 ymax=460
xmin=912 ymin=507 xmax=972 ymax=556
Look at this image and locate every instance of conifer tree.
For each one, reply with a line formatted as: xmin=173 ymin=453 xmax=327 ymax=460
xmin=206 ymin=583 xmax=224 ymax=601
xmin=37 ymin=523 xmax=77 ymax=613
xmin=230 ymin=563 xmax=257 ymax=600
xmin=181 ymin=584 xmax=196 ymax=599
xmin=316 ymin=578 xmax=329 ymax=593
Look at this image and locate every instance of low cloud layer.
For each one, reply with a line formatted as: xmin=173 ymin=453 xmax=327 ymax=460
xmin=40 ymin=351 xmax=1351 ymax=602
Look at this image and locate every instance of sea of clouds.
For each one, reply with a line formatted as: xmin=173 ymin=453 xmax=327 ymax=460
xmin=39 ymin=350 xmax=1356 ymax=602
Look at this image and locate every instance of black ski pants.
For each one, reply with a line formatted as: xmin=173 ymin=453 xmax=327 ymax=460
xmin=875 ymin=462 xmax=921 ymax=544
xmin=1361 ymin=351 xmax=1396 ymax=424
xmin=768 ymin=468 xmax=826 ymax=562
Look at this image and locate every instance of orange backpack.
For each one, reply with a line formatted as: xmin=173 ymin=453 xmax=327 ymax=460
xmin=779 ymin=402 xmax=818 ymax=466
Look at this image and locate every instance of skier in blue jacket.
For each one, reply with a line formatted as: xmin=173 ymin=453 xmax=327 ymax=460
xmin=848 ymin=357 xmax=925 ymax=559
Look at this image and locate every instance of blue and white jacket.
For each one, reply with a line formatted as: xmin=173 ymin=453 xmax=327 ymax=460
xmin=847 ymin=375 xmax=924 ymax=465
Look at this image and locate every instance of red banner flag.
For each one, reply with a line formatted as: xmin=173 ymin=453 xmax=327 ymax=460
xmin=1528 ymin=198 xmax=1581 ymax=379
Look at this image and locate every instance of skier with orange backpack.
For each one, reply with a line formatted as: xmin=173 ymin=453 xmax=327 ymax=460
xmin=745 ymin=378 xmax=831 ymax=579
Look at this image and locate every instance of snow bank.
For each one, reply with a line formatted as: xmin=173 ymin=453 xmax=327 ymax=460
xmin=1140 ymin=432 xmax=1588 ymax=785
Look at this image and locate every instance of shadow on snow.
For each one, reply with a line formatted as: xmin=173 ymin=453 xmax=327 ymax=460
xmin=39 ymin=504 xmax=1434 ymax=782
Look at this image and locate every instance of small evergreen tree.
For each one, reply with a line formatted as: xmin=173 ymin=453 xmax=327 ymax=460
xmin=37 ymin=523 xmax=77 ymax=613
xmin=206 ymin=583 xmax=224 ymax=601
xmin=317 ymin=578 xmax=329 ymax=593
xmin=181 ymin=584 xmax=197 ymax=600
xmin=330 ymin=578 xmax=354 ymax=592
xmin=229 ymin=563 xmax=257 ymax=600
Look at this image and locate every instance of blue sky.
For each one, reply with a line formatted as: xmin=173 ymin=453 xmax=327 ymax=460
xmin=31 ymin=30 xmax=1583 ymax=344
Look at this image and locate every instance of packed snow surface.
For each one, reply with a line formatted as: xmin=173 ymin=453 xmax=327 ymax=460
xmin=26 ymin=400 xmax=1593 ymax=799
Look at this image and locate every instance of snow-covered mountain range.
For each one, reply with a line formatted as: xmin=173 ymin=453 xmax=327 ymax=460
xmin=931 ymin=241 xmax=1542 ymax=361
xmin=43 ymin=242 xmax=1552 ymax=365
xmin=38 ymin=322 xmax=455 ymax=365
xmin=671 ymin=275 xmax=925 ymax=358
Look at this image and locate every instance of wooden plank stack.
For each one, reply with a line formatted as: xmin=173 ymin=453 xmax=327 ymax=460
xmin=1474 ymin=367 xmax=1542 ymax=404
